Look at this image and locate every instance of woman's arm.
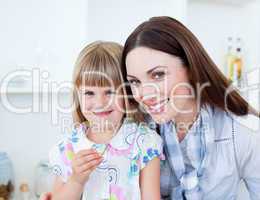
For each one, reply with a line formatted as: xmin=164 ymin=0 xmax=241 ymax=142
xmin=140 ymin=157 xmax=161 ymax=200
xmin=234 ymin=118 xmax=260 ymax=200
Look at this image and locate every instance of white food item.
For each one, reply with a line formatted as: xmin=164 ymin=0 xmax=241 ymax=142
xmin=73 ymin=130 xmax=94 ymax=153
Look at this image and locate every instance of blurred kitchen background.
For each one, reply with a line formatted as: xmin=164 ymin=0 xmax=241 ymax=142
xmin=0 ymin=0 xmax=259 ymax=199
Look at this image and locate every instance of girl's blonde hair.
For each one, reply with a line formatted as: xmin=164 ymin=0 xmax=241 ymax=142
xmin=72 ymin=41 xmax=144 ymax=124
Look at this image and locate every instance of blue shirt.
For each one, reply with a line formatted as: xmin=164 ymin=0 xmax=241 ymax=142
xmin=158 ymin=106 xmax=260 ymax=200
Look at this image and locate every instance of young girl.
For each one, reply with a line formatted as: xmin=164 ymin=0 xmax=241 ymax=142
xmin=49 ymin=41 xmax=164 ymax=200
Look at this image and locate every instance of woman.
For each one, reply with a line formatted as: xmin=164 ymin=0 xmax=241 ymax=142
xmin=122 ymin=16 xmax=260 ymax=200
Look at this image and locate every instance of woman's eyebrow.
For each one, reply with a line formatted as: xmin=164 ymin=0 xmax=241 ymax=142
xmin=146 ymin=66 xmax=168 ymax=75
xmin=126 ymin=75 xmax=137 ymax=79
xmin=127 ymin=66 xmax=168 ymax=79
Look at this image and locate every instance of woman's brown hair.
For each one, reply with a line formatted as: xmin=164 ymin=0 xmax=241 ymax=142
xmin=72 ymin=41 xmax=144 ymax=124
xmin=122 ymin=16 xmax=259 ymax=117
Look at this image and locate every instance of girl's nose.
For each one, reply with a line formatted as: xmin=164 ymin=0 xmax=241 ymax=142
xmin=95 ymin=94 xmax=111 ymax=109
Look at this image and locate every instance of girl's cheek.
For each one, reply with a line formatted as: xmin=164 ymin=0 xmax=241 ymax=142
xmin=113 ymin=97 xmax=124 ymax=112
xmin=81 ymin=99 xmax=93 ymax=112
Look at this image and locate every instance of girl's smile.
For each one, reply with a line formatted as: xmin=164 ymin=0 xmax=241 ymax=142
xmin=78 ymin=86 xmax=124 ymax=133
xmin=92 ymin=110 xmax=114 ymax=117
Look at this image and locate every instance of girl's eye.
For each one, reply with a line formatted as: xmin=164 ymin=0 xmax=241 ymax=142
xmin=84 ymin=91 xmax=94 ymax=96
xmin=128 ymin=79 xmax=140 ymax=86
xmin=151 ymin=71 xmax=166 ymax=80
xmin=106 ymin=90 xmax=116 ymax=95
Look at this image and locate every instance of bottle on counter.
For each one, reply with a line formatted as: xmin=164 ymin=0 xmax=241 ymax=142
xmin=232 ymin=37 xmax=243 ymax=87
xmin=19 ymin=183 xmax=35 ymax=200
xmin=0 ymin=152 xmax=15 ymax=200
xmin=226 ymin=37 xmax=236 ymax=82
xmin=33 ymin=160 xmax=55 ymax=199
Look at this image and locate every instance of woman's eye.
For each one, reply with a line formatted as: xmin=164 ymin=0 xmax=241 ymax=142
xmin=151 ymin=71 xmax=166 ymax=80
xmin=84 ymin=91 xmax=94 ymax=96
xmin=129 ymin=79 xmax=140 ymax=86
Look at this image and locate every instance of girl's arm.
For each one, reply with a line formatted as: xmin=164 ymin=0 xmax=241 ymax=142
xmin=140 ymin=157 xmax=161 ymax=200
xmin=51 ymin=176 xmax=84 ymax=200
xmin=51 ymin=149 xmax=103 ymax=200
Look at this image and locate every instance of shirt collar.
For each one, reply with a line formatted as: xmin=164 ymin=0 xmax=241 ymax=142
xmin=75 ymin=118 xmax=139 ymax=150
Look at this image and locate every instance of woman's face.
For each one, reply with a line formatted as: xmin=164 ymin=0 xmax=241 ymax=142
xmin=126 ymin=47 xmax=195 ymax=124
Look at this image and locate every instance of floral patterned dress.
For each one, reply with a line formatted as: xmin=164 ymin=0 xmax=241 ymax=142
xmin=49 ymin=119 xmax=164 ymax=200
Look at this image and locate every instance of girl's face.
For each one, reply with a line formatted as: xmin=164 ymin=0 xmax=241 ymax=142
xmin=78 ymin=86 xmax=125 ymax=132
xmin=126 ymin=47 xmax=195 ymax=124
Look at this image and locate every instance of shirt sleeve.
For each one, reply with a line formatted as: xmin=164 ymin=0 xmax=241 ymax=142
xmin=138 ymin=125 xmax=165 ymax=170
xmin=49 ymin=141 xmax=73 ymax=183
xmin=234 ymin=118 xmax=260 ymax=200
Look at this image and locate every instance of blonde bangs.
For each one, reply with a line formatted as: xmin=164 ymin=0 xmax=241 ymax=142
xmin=74 ymin=41 xmax=123 ymax=89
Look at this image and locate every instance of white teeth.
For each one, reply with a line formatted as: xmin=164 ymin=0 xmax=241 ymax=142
xmin=149 ymin=99 xmax=169 ymax=111
xmin=151 ymin=104 xmax=162 ymax=110
xmin=93 ymin=110 xmax=112 ymax=114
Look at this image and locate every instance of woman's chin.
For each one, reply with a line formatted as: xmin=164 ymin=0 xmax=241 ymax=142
xmin=148 ymin=108 xmax=177 ymax=124
xmin=149 ymin=112 xmax=170 ymax=124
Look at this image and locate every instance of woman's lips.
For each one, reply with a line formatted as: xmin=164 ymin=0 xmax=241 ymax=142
xmin=93 ymin=110 xmax=113 ymax=117
xmin=144 ymin=98 xmax=170 ymax=114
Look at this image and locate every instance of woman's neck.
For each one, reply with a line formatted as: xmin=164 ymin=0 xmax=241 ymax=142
xmin=173 ymin=101 xmax=199 ymax=142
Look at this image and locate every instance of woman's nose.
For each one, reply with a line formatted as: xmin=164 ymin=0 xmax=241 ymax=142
xmin=136 ymin=83 xmax=160 ymax=102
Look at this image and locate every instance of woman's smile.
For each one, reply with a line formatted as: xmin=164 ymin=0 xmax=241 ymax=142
xmin=144 ymin=98 xmax=170 ymax=114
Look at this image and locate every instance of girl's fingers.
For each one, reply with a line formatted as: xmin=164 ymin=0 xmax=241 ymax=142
xmin=77 ymin=149 xmax=97 ymax=157
xmin=75 ymin=153 xmax=102 ymax=166
xmin=72 ymin=149 xmax=99 ymax=163
xmin=77 ymin=157 xmax=103 ymax=173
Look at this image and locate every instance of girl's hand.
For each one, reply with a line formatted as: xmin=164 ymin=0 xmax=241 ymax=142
xmin=40 ymin=192 xmax=52 ymax=200
xmin=70 ymin=149 xmax=103 ymax=186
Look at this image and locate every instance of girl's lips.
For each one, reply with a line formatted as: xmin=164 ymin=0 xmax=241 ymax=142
xmin=93 ymin=110 xmax=113 ymax=117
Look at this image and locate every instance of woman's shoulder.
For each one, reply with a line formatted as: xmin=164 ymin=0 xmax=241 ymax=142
xmin=209 ymin=106 xmax=259 ymax=138
xmin=231 ymin=113 xmax=260 ymax=182
xmin=232 ymin=113 xmax=260 ymax=153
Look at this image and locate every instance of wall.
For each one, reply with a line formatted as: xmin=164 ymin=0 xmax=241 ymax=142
xmin=0 ymin=0 xmax=87 ymax=83
xmin=187 ymin=0 xmax=260 ymax=114
xmin=187 ymin=0 xmax=260 ymax=72
xmin=86 ymin=0 xmax=187 ymax=44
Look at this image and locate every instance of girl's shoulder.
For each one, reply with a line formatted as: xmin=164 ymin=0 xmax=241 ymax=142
xmin=125 ymin=120 xmax=164 ymax=169
xmin=48 ymin=124 xmax=87 ymax=181
xmin=52 ymin=123 xmax=85 ymax=152
xmin=49 ymin=123 xmax=86 ymax=165
xmin=123 ymin=119 xmax=162 ymax=142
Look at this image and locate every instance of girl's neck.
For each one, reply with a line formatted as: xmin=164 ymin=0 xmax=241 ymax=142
xmin=86 ymin=122 xmax=122 ymax=144
xmin=173 ymin=100 xmax=199 ymax=142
